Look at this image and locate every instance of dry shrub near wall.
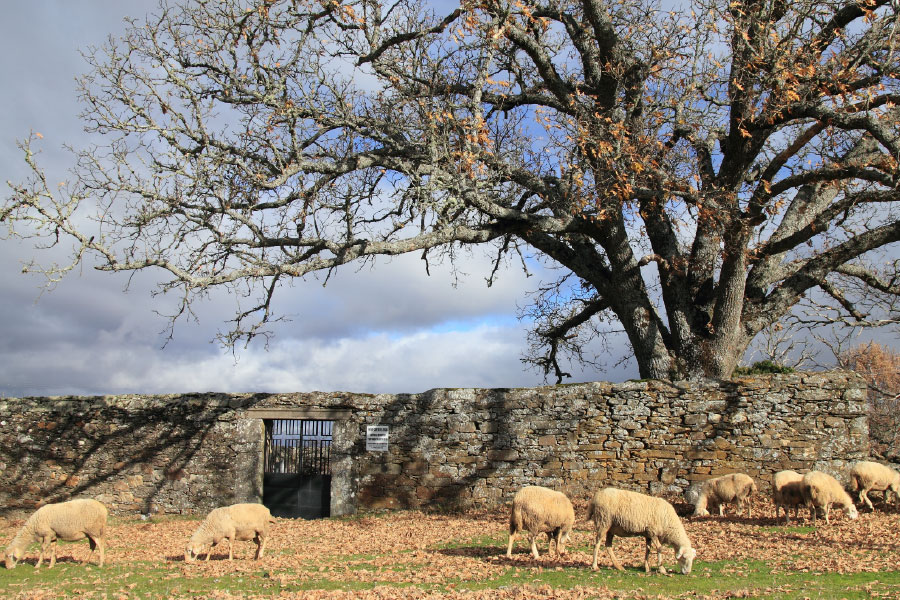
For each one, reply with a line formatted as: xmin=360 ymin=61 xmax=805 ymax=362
xmin=839 ymin=343 xmax=900 ymax=460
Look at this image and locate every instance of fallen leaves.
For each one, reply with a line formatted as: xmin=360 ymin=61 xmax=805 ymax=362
xmin=1 ymin=496 xmax=899 ymax=598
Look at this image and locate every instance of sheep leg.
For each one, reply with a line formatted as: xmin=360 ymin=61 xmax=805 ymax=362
xmin=656 ymin=543 xmax=666 ymax=575
xmin=554 ymin=529 xmax=567 ymax=557
xmin=87 ymin=535 xmax=104 ymax=567
xmin=861 ymin=489 xmax=874 ymax=512
xmin=506 ymin=529 xmax=516 ymax=558
xmin=528 ymin=533 xmax=540 ymax=559
xmin=643 ymin=537 xmax=665 ymax=574
xmin=255 ymin=533 xmax=266 ymax=560
xmin=85 ymin=536 xmax=97 ymax=565
xmin=591 ymin=527 xmax=607 ymax=571
xmin=604 ymin=531 xmax=624 ymax=571
xmin=227 ymin=535 xmax=234 ymax=561
xmin=36 ymin=537 xmax=48 ymax=568
xmin=49 ymin=538 xmax=58 ymax=568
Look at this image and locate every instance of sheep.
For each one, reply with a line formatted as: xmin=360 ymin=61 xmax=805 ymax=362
xmin=2 ymin=498 xmax=107 ymax=569
xmin=185 ymin=503 xmax=276 ymax=562
xmin=772 ymin=470 xmax=806 ymax=524
xmin=505 ymin=485 xmax=575 ymax=560
xmin=689 ymin=473 xmax=758 ymax=518
xmin=848 ymin=461 xmax=900 ymax=512
xmin=588 ymin=487 xmax=696 ymax=575
xmin=801 ymin=470 xmax=859 ymax=525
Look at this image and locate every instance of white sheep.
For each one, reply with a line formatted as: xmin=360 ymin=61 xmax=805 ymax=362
xmin=689 ymin=473 xmax=758 ymax=518
xmin=848 ymin=461 xmax=900 ymax=512
xmin=2 ymin=498 xmax=107 ymax=569
xmin=801 ymin=470 xmax=859 ymax=525
xmin=185 ymin=503 xmax=276 ymax=562
xmin=588 ymin=487 xmax=696 ymax=575
xmin=505 ymin=485 xmax=575 ymax=560
xmin=772 ymin=470 xmax=805 ymax=524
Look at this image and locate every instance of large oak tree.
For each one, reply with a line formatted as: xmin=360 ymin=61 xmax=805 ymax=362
xmin=3 ymin=0 xmax=899 ymax=380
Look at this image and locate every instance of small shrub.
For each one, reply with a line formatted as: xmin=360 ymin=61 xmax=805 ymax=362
xmin=732 ymin=361 xmax=795 ymax=376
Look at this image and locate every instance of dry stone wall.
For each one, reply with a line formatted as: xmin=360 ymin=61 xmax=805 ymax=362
xmin=0 ymin=371 xmax=869 ymax=516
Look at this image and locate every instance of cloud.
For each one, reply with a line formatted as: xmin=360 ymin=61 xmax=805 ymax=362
xmin=0 ymin=321 xmax=605 ymax=398
xmin=0 ymin=1 xmax=641 ymax=399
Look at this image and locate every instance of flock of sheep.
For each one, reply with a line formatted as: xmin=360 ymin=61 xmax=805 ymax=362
xmin=2 ymin=460 xmax=898 ymax=575
xmin=507 ymin=460 xmax=899 ymax=575
xmin=2 ymin=501 xmax=274 ymax=569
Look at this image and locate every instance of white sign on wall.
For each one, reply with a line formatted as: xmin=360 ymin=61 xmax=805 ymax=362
xmin=366 ymin=425 xmax=389 ymax=452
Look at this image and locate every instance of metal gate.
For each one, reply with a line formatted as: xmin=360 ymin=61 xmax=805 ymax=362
xmin=263 ymin=419 xmax=332 ymax=519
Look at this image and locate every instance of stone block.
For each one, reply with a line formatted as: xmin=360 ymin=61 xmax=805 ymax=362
xmin=487 ymin=449 xmax=519 ymax=461
xmin=403 ymin=459 xmax=429 ymax=475
xmin=685 ymin=450 xmax=717 ymax=460
xmin=683 ymin=414 xmax=708 ymax=426
xmin=538 ymin=435 xmax=557 ymax=446
xmin=452 ymin=422 xmax=477 ymax=434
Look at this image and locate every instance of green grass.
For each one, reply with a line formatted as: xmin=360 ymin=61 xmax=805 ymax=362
xmin=2 ymin=556 xmax=899 ymax=599
xmin=454 ymin=560 xmax=900 ymax=599
xmin=1 ymin=533 xmax=898 ymax=599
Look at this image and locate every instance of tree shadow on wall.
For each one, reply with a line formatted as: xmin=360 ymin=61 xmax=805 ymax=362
xmin=353 ymin=386 xmax=529 ymax=512
xmin=0 ymin=394 xmax=263 ymax=517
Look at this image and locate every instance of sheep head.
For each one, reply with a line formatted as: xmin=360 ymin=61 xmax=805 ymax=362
xmin=3 ymin=548 xmax=22 ymax=569
xmin=184 ymin=543 xmax=201 ymax=563
xmin=676 ymin=546 xmax=696 ymax=575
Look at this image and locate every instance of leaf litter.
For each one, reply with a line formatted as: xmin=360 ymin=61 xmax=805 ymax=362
xmin=1 ymin=496 xmax=899 ymax=598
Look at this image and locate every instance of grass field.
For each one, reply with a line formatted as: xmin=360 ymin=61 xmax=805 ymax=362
xmin=1 ymin=497 xmax=898 ymax=599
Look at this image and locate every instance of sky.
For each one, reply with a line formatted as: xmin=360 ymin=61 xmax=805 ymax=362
xmin=2 ymin=2 xmax=895 ymax=399
xmin=0 ymin=1 xmax=636 ymax=398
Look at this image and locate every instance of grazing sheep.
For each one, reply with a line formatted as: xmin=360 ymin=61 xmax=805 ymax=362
xmin=506 ymin=485 xmax=575 ymax=560
xmin=690 ymin=473 xmax=758 ymax=518
xmin=185 ymin=503 xmax=275 ymax=562
xmin=801 ymin=471 xmax=859 ymax=525
xmin=2 ymin=498 xmax=107 ymax=569
xmin=588 ymin=487 xmax=696 ymax=575
xmin=848 ymin=461 xmax=900 ymax=512
xmin=772 ymin=470 xmax=806 ymax=524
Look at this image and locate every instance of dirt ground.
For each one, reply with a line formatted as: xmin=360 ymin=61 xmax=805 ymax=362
xmin=1 ymin=495 xmax=899 ymax=599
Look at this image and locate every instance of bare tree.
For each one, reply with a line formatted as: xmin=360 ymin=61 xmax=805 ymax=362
xmin=744 ymin=321 xmax=817 ymax=370
xmin=3 ymin=0 xmax=900 ymax=381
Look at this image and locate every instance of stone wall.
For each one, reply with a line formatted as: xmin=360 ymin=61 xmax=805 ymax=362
xmin=0 ymin=371 xmax=869 ymax=516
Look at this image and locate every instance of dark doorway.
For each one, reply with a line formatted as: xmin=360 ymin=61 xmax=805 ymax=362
xmin=263 ymin=419 xmax=333 ymax=519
